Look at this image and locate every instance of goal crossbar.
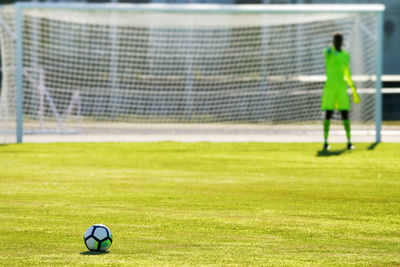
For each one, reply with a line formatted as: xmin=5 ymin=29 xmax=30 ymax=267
xmin=13 ymin=3 xmax=385 ymax=13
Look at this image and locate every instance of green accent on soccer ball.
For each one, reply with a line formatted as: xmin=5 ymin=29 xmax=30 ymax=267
xmin=100 ymin=239 xmax=111 ymax=251
xmin=93 ymin=240 xmax=98 ymax=250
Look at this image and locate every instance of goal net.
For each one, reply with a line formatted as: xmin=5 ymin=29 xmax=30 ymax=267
xmin=0 ymin=4 xmax=384 ymax=143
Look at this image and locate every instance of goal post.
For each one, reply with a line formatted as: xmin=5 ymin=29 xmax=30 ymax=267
xmin=375 ymin=8 xmax=384 ymax=143
xmin=0 ymin=3 xmax=385 ymax=143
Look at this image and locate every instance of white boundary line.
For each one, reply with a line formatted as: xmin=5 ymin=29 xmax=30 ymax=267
xmin=21 ymin=124 xmax=400 ymax=143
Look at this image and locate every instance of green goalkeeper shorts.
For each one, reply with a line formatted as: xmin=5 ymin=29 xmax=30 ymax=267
xmin=321 ymin=89 xmax=350 ymax=111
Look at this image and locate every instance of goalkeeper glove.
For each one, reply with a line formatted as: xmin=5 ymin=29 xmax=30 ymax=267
xmin=352 ymin=90 xmax=361 ymax=104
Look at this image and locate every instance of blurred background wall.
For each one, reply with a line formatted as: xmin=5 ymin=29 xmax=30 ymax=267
xmin=0 ymin=0 xmax=398 ymax=119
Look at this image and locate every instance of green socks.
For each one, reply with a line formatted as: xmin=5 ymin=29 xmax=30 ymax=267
xmin=323 ymin=119 xmax=330 ymax=143
xmin=324 ymin=118 xmax=351 ymax=144
xmin=342 ymin=119 xmax=351 ymax=143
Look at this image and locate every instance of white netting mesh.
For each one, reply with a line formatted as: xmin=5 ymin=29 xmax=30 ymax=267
xmin=0 ymin=4 xmax=381 ymax=142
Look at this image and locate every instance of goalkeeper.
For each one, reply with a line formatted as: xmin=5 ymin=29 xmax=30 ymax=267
xmin=322 ymin=33 xmax=360 ymax=150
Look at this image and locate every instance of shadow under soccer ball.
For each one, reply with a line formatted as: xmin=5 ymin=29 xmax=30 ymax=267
xmin=80 ymin=251 xmax=110 ymax=255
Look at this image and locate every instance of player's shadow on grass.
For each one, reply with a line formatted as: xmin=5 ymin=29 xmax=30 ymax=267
xmin=80 ymin=251 xmax=110 ymax=256
xmin=317 ymin=142 xmax=379 ymax=156
xmin=367 ymin=142 xmax=379 ymax=150
xmin=316 ymin=148 xmax=348 ymax=157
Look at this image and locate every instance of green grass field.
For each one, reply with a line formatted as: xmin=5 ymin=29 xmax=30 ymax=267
xmin=0 ymin=142 xmax=399 ymax=266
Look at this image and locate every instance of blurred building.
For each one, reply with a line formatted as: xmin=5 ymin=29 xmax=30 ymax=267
xmin=4 ymin=0 xmax=397 ymax=75
xmin=1 ymin=0 xmax=399 ymax=119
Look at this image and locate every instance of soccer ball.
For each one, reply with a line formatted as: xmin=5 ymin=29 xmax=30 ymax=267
xmin=84 ymin=224 xmax=113 ymax=252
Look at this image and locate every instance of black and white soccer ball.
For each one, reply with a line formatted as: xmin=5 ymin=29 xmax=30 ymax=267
xmin=84 ymin=224 xmax=113 ymax=252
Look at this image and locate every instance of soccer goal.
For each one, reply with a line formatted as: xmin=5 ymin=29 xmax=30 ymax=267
xmin=0 ymin=3 xmax=385 ymax=143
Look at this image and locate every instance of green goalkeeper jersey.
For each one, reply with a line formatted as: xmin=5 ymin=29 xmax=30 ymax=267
xmin=321 ymin=46 xmax=357 ymax=111
xmin=323 ymin=46 xmax=355 ymax=91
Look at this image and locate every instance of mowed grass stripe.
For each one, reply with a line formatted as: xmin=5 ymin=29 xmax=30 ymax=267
xmin=0 ymin=142 xmax=399 ymax=266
